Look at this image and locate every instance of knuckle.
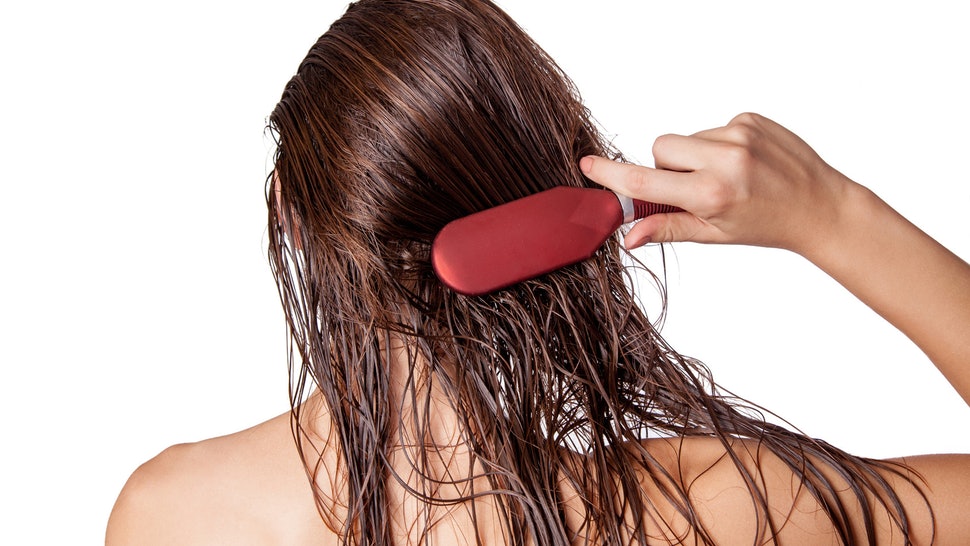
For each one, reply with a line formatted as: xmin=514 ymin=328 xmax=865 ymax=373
xmin=626 ymin=166 xmax=651 ymax=192
xmin=698 ymin=173 xmax=737 ymax=214
xmin=724 ymin=123 xmax=758 ymax=148
xmin=729 ymin=112 xmax=763 ymax=127
xmin=723 ymin=142 xmax=755 ymax=173
xmin=660 ymin=223 xmax=682 ymax=244
xmin=725 ymin=113 xmax=766 ymax=148
xmin=652 ymin=133 xmax=676 ymax=157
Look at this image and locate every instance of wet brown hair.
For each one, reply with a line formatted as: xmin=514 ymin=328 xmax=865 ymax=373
xmin=267 ymin=0 xmax=926 ymax=544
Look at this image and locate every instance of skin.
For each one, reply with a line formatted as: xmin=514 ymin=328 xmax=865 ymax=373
xmin=107 ymin=113 xmax=970 ymax=545
xmin=580 ymin=113 xmax=970 ymax=408
xmin=580 ymin=112 xmax=970 ymax=544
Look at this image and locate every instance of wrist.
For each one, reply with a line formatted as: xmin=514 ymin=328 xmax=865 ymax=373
xmin=794 ymin=173 xmax=884 ymax=269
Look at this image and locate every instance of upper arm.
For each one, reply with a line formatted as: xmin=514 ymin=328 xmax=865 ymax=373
xmin=105 ymin=443 xmax=242 ymax=546
xmin=106 ymin=445 xmax=202 ymax=545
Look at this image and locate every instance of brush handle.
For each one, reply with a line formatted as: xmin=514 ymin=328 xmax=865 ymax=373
xmin=615 ymin=193 xmax=682 ymax=223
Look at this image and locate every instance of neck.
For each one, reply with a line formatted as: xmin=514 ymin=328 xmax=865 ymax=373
xmin=384 ymin=330 xmax=467 ymax=451
xmin=298 ymin=329 xmax=470 ymax=463
xmin=294 ymin=330 xmax=502 ymax=542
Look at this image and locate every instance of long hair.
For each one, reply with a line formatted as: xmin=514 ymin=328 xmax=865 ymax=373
xmin=266 ymin=1 xmax=924 ymax=544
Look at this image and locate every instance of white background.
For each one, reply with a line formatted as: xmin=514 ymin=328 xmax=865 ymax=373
xmin=2 ymin=1 xmax=968 ymax=544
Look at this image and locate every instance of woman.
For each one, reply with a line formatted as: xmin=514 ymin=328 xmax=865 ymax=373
xmin=107 ymin=0 xmax=970 ymax=544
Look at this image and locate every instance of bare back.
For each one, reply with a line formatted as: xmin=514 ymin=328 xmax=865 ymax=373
xmin=106 ymin=399 xmax=970 ymax=545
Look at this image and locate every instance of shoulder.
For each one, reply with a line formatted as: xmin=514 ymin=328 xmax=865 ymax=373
xmin=105 ymin=442 xmax=222 ymax=545
xmin=630 ymin=437 xmax=947 ymax=546
xmin=106 ymin=411 xmax=333 ymax=546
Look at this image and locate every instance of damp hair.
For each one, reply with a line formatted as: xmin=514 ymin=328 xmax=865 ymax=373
xmin=266 ymin=0 xmax=928 ymax=544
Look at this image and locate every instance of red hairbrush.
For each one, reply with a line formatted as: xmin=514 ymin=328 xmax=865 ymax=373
xmin=431 ymin=186 xmax=679 ymax=295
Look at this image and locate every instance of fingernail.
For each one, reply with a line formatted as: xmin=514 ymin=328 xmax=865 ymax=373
xmin=579 ymin=156 xmax=593 ymax=174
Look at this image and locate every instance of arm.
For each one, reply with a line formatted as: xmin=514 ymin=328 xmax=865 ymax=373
xmin=805 ymin=183 xmax=970 ymax=406
xmin=581 ymin=112 xmax=970 ymax=545
xmin=580 ymin=113 xmax=970 ymax=406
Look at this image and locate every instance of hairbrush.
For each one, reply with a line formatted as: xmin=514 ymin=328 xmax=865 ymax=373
xmin=431 ymin=186 xmax=679 ymax=295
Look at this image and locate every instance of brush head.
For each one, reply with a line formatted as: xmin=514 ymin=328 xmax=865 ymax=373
xmin=431 ymin=186 xmax=625 ymax=296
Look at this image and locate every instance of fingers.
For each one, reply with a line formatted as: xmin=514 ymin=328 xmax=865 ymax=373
xmin=579 ymin=154 xmax=730 ymax=248
xmin=579 ymin=155 xmax=696 ymax=210
xmin=580 ymin=112 xmax=827 ymax=251
xmin=651 ymin=134 xmax=701 ymax=171
xmin=653 ymin=129 xmax=753 ymax=171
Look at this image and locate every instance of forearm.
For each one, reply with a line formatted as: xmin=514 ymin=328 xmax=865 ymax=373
xmin=804 ymin=177 xmax=970 ymax=405
xmin=581 ymin=113 xmax=970 ymax=404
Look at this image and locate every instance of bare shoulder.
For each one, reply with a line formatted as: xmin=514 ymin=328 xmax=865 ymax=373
xmin=630 ymin=436 xmax=970 ymax=546
xmin=106 ymin=411 xmax=333 ymax=546
xmin=626 ymin=436 xmax=837 ymax=544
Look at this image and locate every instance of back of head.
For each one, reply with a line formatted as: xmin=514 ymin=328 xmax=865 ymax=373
xmin=267 ymin=1 xmax=662 ymax=541
xmin=270 ymin=0 xmax=610 ymax=318
xmin=266 ymin=1 xmax=914 ymax=544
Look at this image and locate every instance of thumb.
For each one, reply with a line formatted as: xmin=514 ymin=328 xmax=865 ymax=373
xmin=624 ymin=211 xmax=717 ymax=249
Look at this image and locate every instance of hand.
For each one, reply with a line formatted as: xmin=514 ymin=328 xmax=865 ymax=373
xmin=584 ymin=113 xmax=970 ymax=409
xmin=580 ymin=113 xmax=855 ymax=256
